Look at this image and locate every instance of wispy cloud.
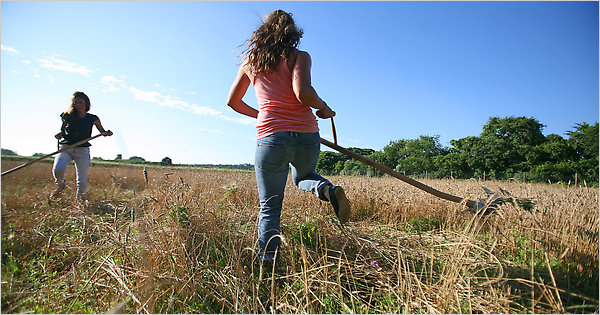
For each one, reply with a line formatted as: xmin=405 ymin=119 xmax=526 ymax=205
xmin=7 ymin=47 xmax=250 ymax=128
xmin=1 ymin=45 xmax=19 ymax=55
xmin=128 ymin=86 xmax=221 ymax=117
xmin=100 ymin=75 xmax=127 ymax=92
xmin=94 ymin=70 xmax=252 ymax=126
xmin=190 ymin=104 xmax=221 ymax=116
xmin=101 ymin=75 xmax=125 ymax=85
xmin=37 ymin=56 xmax=93 ymax=76
xmin=218 ymin=114 xmax=256 ymax=126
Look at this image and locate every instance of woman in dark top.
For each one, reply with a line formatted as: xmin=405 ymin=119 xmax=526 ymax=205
xmin=52 ymin=91 xmax=113 ymax=202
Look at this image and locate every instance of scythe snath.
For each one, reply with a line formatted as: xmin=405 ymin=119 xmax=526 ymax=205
xmin=322 ymin=118 xmax=533 ymax=213
xmin=1 ymin=134 xmax=104 ymax=177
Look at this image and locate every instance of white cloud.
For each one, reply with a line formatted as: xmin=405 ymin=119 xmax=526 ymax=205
xmin=129 ymin=86 xmax=220 ymax=115
xmin=129 ymin=87 xmax=163 ymax=104
xmin=100 ymin=75 xmax=127 ymax=92
xmin=101 ymin=75 xmax=125 ymax=84
xmin=1 ymin=45 xmax=19 ymax=55
xmin=127 ymin=86 xmax=254 ymax=126
xmin=190 ymin=104 xmax=221 ymax=116
xmin=218 ymin=114 xmax=256 ymax=126
xmin=161 ymin=95 xmax=190 ymax=110
xmin=37 ymin=56 xmax=93 ymax=76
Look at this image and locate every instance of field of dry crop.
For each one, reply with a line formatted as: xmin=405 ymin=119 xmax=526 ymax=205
xmin=1 ymin=159 xmax=598 ymax=313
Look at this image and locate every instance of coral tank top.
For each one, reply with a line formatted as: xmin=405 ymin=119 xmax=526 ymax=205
xmin=251 ymin=60 xmax=318 ymax=139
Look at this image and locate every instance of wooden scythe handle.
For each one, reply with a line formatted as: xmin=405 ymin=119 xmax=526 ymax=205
xmin=330 ymin=117 xmax=338 ymax=145
xmin=2 ymin=134 xmax=104 ymax=176
xmin=319 ymin=137 xmax=479 ymax=209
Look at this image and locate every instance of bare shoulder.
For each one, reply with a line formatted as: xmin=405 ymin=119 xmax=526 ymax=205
xmin=239 ymin=62 xmax=253 ymax=80
xmin=240 ymin=61 xmax=250 ymax=74
xmin=296 ymin=50 xmax=311 ymax=61
xmin=294 ymin=50 xmax=312 ymax=69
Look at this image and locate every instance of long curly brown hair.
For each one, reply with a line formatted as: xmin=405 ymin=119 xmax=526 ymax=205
xmin=242 ymin=10 xmax=303 ymax=74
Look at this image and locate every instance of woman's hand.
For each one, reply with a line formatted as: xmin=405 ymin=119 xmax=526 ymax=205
xmin=316 ymin=104 xmax=336 ymax=119
xmin=54 ymin=132 xmax=63 ymax=140
xmin=102 ymin=130 xmax=113 ymax=136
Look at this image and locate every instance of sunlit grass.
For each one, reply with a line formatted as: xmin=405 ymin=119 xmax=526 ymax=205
xmin=1 ymin=159 xmax=598 ymax=313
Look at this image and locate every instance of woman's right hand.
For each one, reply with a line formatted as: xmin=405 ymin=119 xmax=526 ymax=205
xmin=316 ymin=104 xmax=336 ymax=119
xmin=54 ymin=132 xmax=63 ymax=140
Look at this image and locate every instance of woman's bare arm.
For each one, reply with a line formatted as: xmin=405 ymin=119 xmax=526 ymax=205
xmin=227 ymin=65 xmax=259 ymax=118
xmin=292 ymin=50 xmax=335 ymax=118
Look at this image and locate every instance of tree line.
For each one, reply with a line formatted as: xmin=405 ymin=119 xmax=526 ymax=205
xmin=2 ymin=116 xmax=597 ymax=183
xmin=92 ymin=154 xmax=174 ymax=166
xmin=316 ymin=116 xmax=599 ymax=185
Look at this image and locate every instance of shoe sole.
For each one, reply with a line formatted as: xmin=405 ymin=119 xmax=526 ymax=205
xmin=334 ymin=187 xmax=351 ymax=224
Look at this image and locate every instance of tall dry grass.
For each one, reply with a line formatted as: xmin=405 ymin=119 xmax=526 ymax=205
xmin=1 ymin=159 xmax=598 ymax=313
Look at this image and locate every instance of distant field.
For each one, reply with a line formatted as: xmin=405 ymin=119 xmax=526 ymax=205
xmin=1 ymin=159 xmax=598 ymax=313
xmin=0 ymin=155 xmax=253 ymax=171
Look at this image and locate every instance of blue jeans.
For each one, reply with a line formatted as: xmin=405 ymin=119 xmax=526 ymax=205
xmin=53 ymin=146 xmax=91 ymax=200
xmin=255 ymin=131 xmax=331 ymax=262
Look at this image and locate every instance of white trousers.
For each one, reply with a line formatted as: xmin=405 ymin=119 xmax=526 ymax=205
xmin=52 ymin=146 xmax=90 ymax=200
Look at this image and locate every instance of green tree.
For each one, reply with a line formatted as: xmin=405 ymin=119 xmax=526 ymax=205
xmin=347 ymin=147 xmax=376 ymax=157
xmin=317 ymin=147 xmax=376 ymax=176
xmin=161 ymin=157 xmax=173 ymax=166
xmin=316 ymin=151 xmax=347 ymax=175
xmin=567 ymin=122 xmax=599 ymax=159
xmin=129 ymin=156 xmax=146 ymax=162
xmin=566 ymin=122 xmax=599 ymax=182
xmin=527 ymin=134 xmax=579 ymax=182
xmin=450 ymin=136 xmax=486 ymax=178
xmin=366 ymin=151 xmax=386 ymax=177
xmin=341 ymin=159 xmax=369 ymax=176
xmin=381 ymin=139 xmax=407 ymax=169
xmin=394 ymin=135 xmax=447 ymax=177
xmin=434 ymin=152 xmax=466 ymax=179
xmin=479 ymin=116 xmax=546 ymax=179
xmin=1 ymin=148 xmax=18 ymax=156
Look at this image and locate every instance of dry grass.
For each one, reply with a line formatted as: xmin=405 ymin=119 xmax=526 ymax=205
xmin=1 ymin=159 xmax=598 ymax=313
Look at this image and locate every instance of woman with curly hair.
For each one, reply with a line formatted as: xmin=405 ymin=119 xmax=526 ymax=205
xmin=227 ymin=10 xmax=351 ymax=264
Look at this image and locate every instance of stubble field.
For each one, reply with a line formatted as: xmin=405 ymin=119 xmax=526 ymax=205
xmin=1 ymin=159 xmax=598 ymax=313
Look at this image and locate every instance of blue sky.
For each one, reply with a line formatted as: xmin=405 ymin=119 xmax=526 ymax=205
xmin=1 ymin=1 xmax=598 ymax=164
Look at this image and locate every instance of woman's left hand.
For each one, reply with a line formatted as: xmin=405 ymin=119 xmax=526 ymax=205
xmin=102 ymin=130 xmax=113 ymax=136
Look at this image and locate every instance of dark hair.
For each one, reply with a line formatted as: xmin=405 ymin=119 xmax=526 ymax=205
xmin=64 ymin=91 xmax=91 ymax=118
xmin=242 ymin=10 xmax=303 ymax=74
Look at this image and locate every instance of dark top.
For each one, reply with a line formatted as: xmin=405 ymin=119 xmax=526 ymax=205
xmin=59 ymin=112 xmax=99 ymax=147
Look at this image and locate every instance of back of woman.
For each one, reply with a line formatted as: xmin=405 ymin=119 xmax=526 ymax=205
xmin=227 ymin=10 xmax=351 ymax=266
xmin=252 ymin=57 xmax=319 ymax=138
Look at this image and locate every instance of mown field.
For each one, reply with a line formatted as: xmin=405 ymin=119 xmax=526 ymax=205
xmin=1 ymin=158 xmax=598 ymax=313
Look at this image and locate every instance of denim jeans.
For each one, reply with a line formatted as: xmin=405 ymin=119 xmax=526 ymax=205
xmin=52 ymin=146 xmax=90 ymax=200
xmin=255 ymin=131 xmax=331 ymax=262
